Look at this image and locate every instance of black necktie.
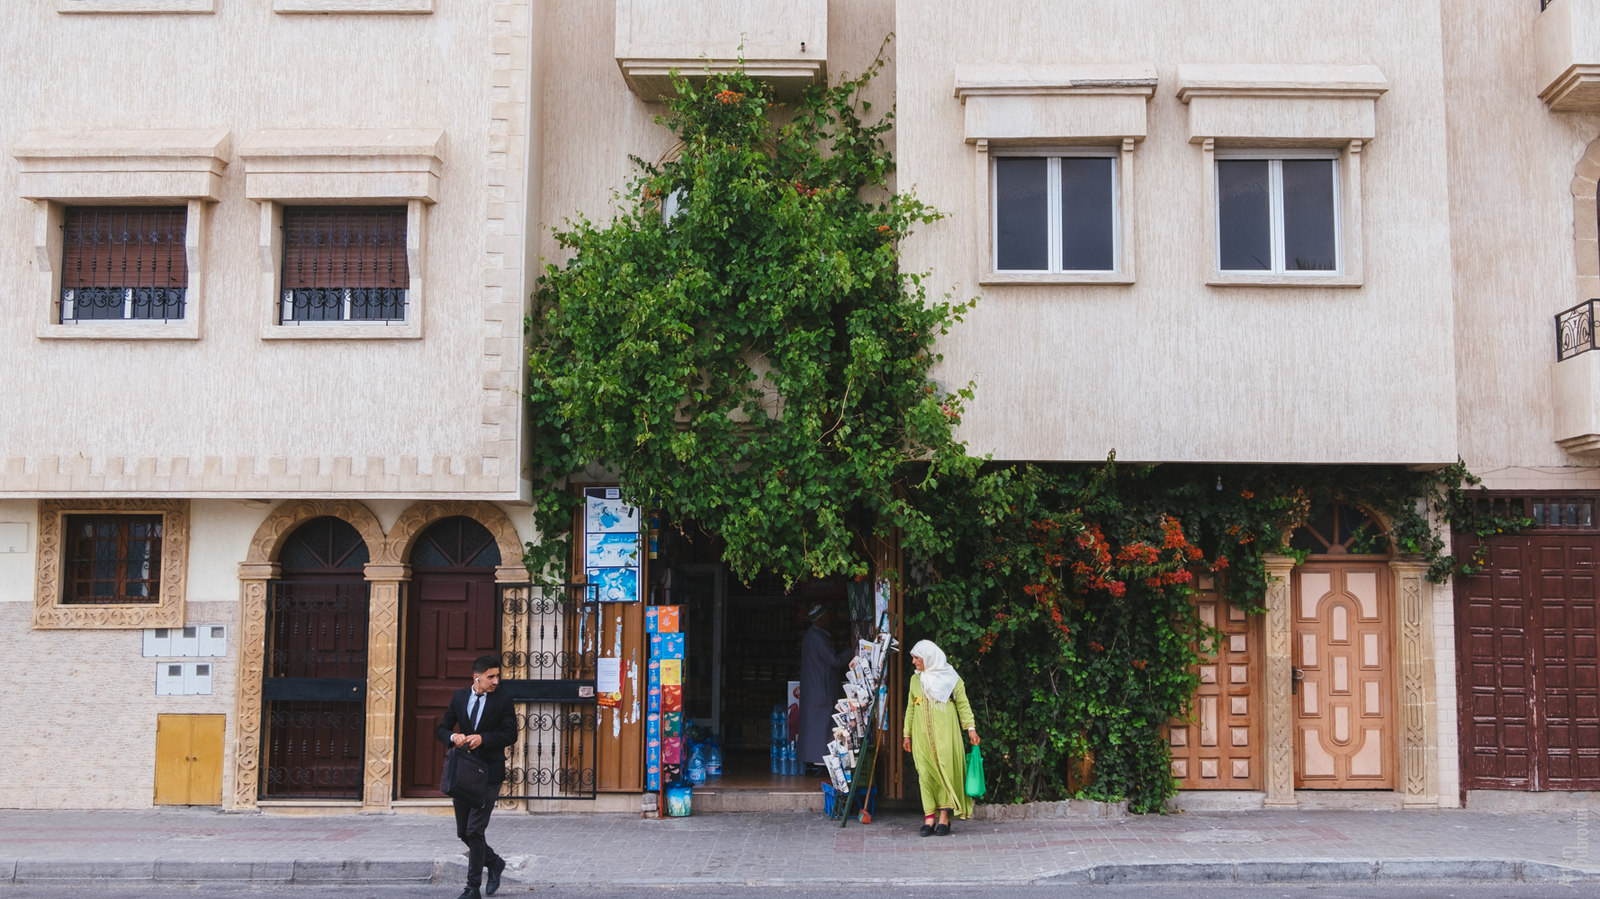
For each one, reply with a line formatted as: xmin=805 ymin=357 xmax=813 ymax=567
xmin=470 ymin=694 xmax=483 ymax=730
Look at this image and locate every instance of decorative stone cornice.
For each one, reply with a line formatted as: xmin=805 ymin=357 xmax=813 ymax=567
xmin=33 ymin=498 xmax=189 ymax=629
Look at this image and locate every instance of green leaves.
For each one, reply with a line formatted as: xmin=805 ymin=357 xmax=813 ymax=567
xmin=526 ymin=46 xmax=971 ymax=586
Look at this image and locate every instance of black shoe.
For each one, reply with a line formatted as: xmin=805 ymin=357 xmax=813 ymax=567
xmin=456 ymin=887 xmax=482 ymax=899
xmin=933 ymin=822 xmax=950 ymax=836
xmin=486 ymin=856 xmax=506 ymax=896
xmin=919 ymin=823 xmax=934 ymax=837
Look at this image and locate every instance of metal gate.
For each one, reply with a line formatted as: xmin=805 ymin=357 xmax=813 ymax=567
xmin=497 ymin=583 xmax=599 ymax=800
xmin=260 ymin=580 xmax=370 ymax=800
xmin=1456 ymin=494 xmax=1600 ymax=791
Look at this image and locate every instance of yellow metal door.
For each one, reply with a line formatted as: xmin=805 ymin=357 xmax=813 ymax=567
xmin=154 ymin=714 xmax=226 ymax=805
xmin=187 ymin=715 xmax=226 ymax=805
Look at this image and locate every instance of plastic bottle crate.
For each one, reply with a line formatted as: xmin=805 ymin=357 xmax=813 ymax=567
xmin=820 ymin=782 xmax=876 ymax=817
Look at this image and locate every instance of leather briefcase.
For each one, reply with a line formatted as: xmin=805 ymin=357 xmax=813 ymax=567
xmin=440 ymin=746 xmax=492 ymax=808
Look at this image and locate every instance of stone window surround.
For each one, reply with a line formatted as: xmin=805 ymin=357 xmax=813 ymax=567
xmin=15 ymin=129 xmax=229 ymax=341
xmin=33 ymin=498 xmax=190 ymax=630
xmin=56 ymin=0 xmax=214 ymax=12
xmin=230 ymin=499 xmax=528 ymax=812
xmin=956 ymin=64 xmax=1155 ymax=286
xmin=1177 ymin=63 xmax=1388 ymax=289
xmin=239 ymin=129 xmax=443 ymax=341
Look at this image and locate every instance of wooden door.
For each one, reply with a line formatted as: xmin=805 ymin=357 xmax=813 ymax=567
xmin=401 ymin=569 xmax=499 ymax=797
xmin=1293 ymin=564 xmax=1395 ymax=789
xmin=1458 ymin=531 xmax=1600 ymax=791
xmin=154 ymin=714 xmax=225 ymax=805
xmin=1168 ymin=576 xmax=1262 ymax=788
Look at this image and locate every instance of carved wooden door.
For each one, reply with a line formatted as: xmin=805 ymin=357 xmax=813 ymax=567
xmin=1458 ymin=531 xmax=1600 ymax=791
xmin=1168 ymin=576 xmax=1262 ymax=788
xmin=1292 ymin=563 xmax=1395 ymax=789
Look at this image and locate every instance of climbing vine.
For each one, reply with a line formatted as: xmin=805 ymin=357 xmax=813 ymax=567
xmin=526 ymin=51 xmax=974 ymax=585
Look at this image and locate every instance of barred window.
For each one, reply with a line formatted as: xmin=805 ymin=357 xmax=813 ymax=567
xmin=63 ymin=514 xmax=164 ymax=604
xmin=281 ymin=206 xmax=409 ymax=324
xmin=60 ymin=207 xmax=188 ymax=322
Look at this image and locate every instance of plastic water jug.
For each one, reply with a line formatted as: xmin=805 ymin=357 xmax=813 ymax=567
xmin=706 ymin=740 xmax=723 ymax=779
xmin=686 ymin=749 xmax=707 ymax=785
xmin=770 ymin=741 xmax=780 ymax=774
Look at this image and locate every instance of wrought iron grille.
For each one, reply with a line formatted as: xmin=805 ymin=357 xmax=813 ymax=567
xmin=497 ymin=583 xmax=600 ymax=800
xmin=261 ymin=580 xmax=370 ymax=800
xmin=62 ymin=514 xmax=162 ymax=604
xmin=1557 ymin=299 xmax=1598 ymax=361
xmin=1461 ymin=493 xmax=1599 ymax=530
xmin=280 ymin=206 xmax=408 ymax=324
xmin=60 ymin=206 xmax=187 ymax=322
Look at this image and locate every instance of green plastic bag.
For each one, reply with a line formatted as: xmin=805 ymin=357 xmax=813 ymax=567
xmin=965 ymin=746 xmax=986 ymax=797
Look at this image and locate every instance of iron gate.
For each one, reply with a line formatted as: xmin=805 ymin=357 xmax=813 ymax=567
xmin=497 ymin=583 xmax=599 ymax=799
xmin=260 ymin=580 xmax=370 ymax=800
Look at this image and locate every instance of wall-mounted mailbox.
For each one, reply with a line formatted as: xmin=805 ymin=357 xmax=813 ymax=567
xmin=145 ymin=625 xmax=226 ymax=658
xmin=156 ymin=662 xmax=214 ymax=696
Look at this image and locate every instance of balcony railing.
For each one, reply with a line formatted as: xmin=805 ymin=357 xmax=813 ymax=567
xmin=1558 ymin=299 xmax=1598 ymax=361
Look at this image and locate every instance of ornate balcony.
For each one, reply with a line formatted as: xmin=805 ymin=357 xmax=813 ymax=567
xmin=1535 ymin=0 xmax=1600 ymax=110
xmin=1553 ymin=299 xmax=1600 ymax=452
xmin=614 ymin=0 xmax=826 ymax=100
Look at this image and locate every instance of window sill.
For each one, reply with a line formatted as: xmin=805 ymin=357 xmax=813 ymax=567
xmin=981 ymin=271 xmax=1134 ymax=286
xmin=1207 ymin=272 xmax=1362 ymax=288
xmin=57 ymin=0 xmax=214 ymax=12
xmin=274 ymin=0 xmax=433 ymax=13
xmin=262 ymin=321 xmax=421 ymax=340
xmin=38 ymin=320 xmax=199 ymax=340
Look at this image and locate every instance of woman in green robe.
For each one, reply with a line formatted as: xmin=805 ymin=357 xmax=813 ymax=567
xmin=901 ymin=640 xmax=979 ymax=836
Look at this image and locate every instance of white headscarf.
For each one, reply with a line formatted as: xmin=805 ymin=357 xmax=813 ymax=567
xmin=911 ymin=640 xmax=959 ymax=705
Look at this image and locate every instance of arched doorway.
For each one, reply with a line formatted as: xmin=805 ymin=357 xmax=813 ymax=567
xmin=401 ymin=516 xmax=503 ymax=797
xmin=1288 ymin=503 xmax=1396 ymax=789
xmin=262 ymin=516 xmax=371 ymax=800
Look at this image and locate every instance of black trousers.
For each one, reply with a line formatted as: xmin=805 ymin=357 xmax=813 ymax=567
xmin=453 ymin=782 xmax=502 ymax=887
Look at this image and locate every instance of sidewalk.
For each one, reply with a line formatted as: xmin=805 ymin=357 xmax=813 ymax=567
xmin=2 ymin=805 xmax=1597 ymax=887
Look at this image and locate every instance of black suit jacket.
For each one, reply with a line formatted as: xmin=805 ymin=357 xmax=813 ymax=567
xmin=435 ymin=687 xmax=518 ymax=784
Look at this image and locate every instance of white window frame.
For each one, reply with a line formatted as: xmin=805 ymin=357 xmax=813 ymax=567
xmin=1213 ymin=148 xmax=1342 ymax=277
xmin=991 ymin=148 xmax=1121 ymax=276
xmin=978 ymin=138 xmax=1137 ymax=285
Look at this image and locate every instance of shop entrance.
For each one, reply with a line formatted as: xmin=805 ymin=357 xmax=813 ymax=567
xmin=651 ymin=529 xmax=865 ymax=793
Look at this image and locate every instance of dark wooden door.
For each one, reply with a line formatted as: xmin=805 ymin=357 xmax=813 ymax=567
xmin=400 ymin=517 xmax=503 ymax=798
xmin=1457 ymin=531 xmax=1600 ymax=791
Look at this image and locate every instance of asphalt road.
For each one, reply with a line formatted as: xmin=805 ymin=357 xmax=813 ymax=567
xmin=0 ymin=884 xmax=1593 ymax=899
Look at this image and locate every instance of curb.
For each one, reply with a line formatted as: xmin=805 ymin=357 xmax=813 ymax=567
xmin=1036 ymin=858 xmax=1600 ymax=885
xmin=5 ymin=856 xmax=1598 ymax=886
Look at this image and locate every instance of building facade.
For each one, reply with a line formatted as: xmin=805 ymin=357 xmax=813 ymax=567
xmin=1 ymin=0 xmax=1597 ymax=811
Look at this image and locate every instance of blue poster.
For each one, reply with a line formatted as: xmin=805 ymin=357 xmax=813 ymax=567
xmin=586 ymin=533 xmax=640 ymax=569
xmin=588 ymin=567 xmax=639 ymax=603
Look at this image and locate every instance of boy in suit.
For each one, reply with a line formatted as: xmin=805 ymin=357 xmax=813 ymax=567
xmin=436 ymin=654 xmax=519 ymax=899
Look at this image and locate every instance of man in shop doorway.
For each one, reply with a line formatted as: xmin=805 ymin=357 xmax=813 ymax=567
xmin=437 ymin=654 xmax=518 ymax=899
xmin=798 ymin=602 xmax=853 ymax=775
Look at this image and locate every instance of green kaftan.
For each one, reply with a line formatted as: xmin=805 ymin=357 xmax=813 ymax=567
xmin=904 ymin=672 xmax=976 ymax=818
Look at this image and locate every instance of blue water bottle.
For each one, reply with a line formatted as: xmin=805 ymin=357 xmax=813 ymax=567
xmin=770 ymin=740 xmax=780 ymax=774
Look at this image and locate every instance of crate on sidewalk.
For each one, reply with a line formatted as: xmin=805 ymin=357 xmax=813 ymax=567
xmin=820 ymin=781 xmax=876 ymax=817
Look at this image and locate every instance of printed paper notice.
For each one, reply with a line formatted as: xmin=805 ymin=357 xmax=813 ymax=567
xmin=597 ymin=657 xmax=622 ymax=693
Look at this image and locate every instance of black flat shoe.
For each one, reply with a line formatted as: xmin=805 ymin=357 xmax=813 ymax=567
xmin=456 ymin=887 xmax=482 ymax=899
xmin=919 ymin=823 xmax=934 ymax=837
xmin=486 ymin=856 xmax=506 ymax=896
xmin=933 ymin=822 xmax=950 ymax=836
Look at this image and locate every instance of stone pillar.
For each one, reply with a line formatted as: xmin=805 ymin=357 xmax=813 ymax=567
xmin=1391 ymin=557 xmax=1439 ymax=808
xmin=362 ymin=563 xmax=409 ymax=813
xmin=231 ymin=561 xmax=279 ymax=810
xmin=497 ymin=574 xmax=532 ymax=813
xmin=1262 ymin=553 xmax=1297 ymax=808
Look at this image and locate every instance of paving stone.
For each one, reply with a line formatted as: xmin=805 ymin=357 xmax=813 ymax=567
xmin=153 ymin=860 xmax=295 ymax=882
xmin=14 ymin=860 xmax=155 ymax=881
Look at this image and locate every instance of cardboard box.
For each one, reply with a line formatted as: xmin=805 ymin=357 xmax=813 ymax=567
xmin=648 ymin=687 xmax=662 ymax=713
xmin=663 ymin=710 xmax=682 ymax=737
xmin=645 ymin=606 xmax=660 ymax=633
xmin=662 ymin=684 xmax=682 ymax=712
xmin=663 ymin=736 xmax=683 ymax=765
xmin=647 ymin=659 xmax=661 ymax=688
xmin=650 ymin=632 xmax=686 ymax=659
xmin=660 ymin=659 xmax=682 ymax=686
xmin=656 ymin=606 xmax=680 ymax=633
xmin=646 ymin=713 xmax=661 ymax=740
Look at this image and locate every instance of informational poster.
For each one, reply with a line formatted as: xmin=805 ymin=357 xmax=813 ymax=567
xmin=596 ymin=656 xmax=622 ymax=709
xmin=584 ymin=487 xmax=641 ymax=602
xmin=587 ymin=566 xmax=639 ymax=603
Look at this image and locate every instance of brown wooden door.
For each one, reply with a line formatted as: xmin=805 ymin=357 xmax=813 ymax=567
xmin=1293 ymin=563 xmax=1395 ymax=789
xmin=401 ymin=569 xmax=499 ymax=797
xmin=1168 ymin=576 xmax=1262 ymax=789
xmin=1458 ymin=533 xmax=1600 ymax=791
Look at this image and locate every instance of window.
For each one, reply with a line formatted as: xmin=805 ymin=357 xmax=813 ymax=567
xmin=280 ymin=207 xmax=408 ymax=324
xmin=63 ymin=515 xmax=163 ymax=604
xmin=1216 ymin=152 xmax=1339 ymax=274
xmin=59 ymin=207 xmax=188 ymax=322
xmin=994 ymin=153 xmax=1117 ymax=273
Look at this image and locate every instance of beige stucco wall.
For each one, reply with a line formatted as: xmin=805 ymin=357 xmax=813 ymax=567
xmin=0 ymin=1 xmax=541 ymax=500
xmin=896 ymin=0 xmax=1457 ymax=465
xmin=1444 ymin=0 xmax=1600 ymax=490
